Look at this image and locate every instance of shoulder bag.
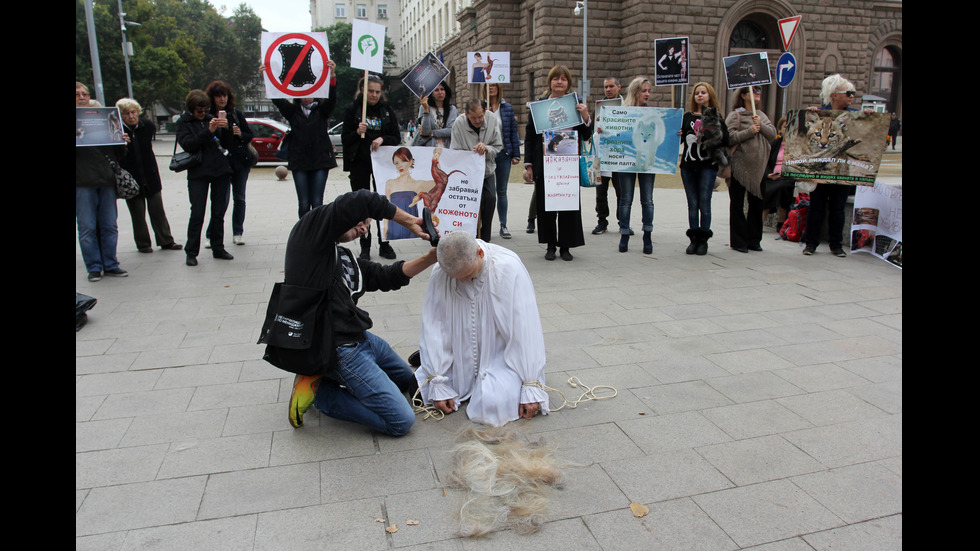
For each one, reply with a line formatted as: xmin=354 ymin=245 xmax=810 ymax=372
xmin=257 ymin=282 xmax=334 ymax=376
xmin=106 ymin=155 xmax=140 ymax=199
xmin=169 ymin=138 xmax=202 ymax=172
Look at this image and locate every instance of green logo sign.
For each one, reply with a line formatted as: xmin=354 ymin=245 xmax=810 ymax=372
xmin=357 ymin=35 xmax=379 ymax=57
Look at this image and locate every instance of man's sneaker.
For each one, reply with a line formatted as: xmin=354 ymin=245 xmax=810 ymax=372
xmin=499 ymin=226 xmax=512 ymax=239
xmin=591 ymin=223 xmax=607 ymax=235
xmin=830 ymin=246 xmax=847 ymax=257
xmin=233 ymin=235 xmax=245 ymax=245
xmin=379 ymin=242 xmax=397 ymax=259
xmin=802 ymin=245 xmax=816 ymax=255
xmin=289 ymin=374 xmax=321 ymax=428
xmin=104 ymin=268 xmax=128 ymax=277
xmin=87 ymin=271 xmax=102 ymax=282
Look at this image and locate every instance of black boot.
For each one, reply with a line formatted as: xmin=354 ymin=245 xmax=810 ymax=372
xmin=695 ymin=229 xmax=712 ymax=256
xmin=359 ymin=234 xmax=371 ymax=260
xmin=618 ymin=234 xmax=629 ymax=253
xmin=643 ymin=231 xmax=653 ymax=254
xmin=686 ymin=229 xmax=699 ymax=255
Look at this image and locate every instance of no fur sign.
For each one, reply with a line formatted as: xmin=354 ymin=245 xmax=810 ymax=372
xmin=262 ymin=32 xmax=332 ymax=98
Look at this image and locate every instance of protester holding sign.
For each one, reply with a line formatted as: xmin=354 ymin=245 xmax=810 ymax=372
xmin=271 ymin=60 xmax=338 ymax=220
xmin=678 ymin=82 xmax=727 ymax=255
xmin=486 ymin=83 xmax=522 ymax=239
xmin=725 ymin=86 xmax=776 ymax=253
xmin=413 ymin=81 xmax=457 ymax=148
xmin=614 ymin=77 xmax=657 ymax=255
xmin=342 ymin=74 xmax=402 ymax=260
xmin=523 ymin=65 xmax=592 ymax=261
xmin=802 ymin=74 xmax=862 ymax=257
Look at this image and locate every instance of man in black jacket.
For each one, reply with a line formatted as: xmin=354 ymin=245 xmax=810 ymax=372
xmin=283 ymin=190 xmax=436 ymax=435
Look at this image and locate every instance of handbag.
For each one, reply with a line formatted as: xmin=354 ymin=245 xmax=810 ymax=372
xmin=257 ymin=282 xmax=334 ymax=376
xmin=107 ymin=156 xmax=140 ymax=199
xmin=579 ymin=139 xmax=600 ymax=187
xmin=169 ymin=139 xmax=202 ymax=172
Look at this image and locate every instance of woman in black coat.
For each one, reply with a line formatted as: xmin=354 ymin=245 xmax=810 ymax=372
xmin=272 ymin=59 xmax=339 ymax=220
xmin=116 ymin=98 xmax=181 ymax=253
xmin=176 ymin=89 xmax=235 ymax=265
xmin=523 ymin=65 xmax=592 ymax=261
xmin=206 ymin=80 xmax=254 ymax=245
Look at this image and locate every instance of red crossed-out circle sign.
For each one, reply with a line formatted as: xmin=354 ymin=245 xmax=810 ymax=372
xmin=264 ymin=33 xmax=331 ymax=97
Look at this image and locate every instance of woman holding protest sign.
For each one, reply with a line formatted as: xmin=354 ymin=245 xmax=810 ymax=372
xmin=679 ymin=82 xmax=728 ymax=255
xmin=342 ymin=73 xmax=402 ymax=260
xmin=613 ymin=76 xmax=657 ymax=254
xmin=271 ymin=59 xmax=338 ymax=221
xmin=413 ymin=81 xmax=457 ymax=149
xmin=523 ymin=65 xmax=592 ymax=261
xmin=725 ymin=86 xmax=775 ymax=253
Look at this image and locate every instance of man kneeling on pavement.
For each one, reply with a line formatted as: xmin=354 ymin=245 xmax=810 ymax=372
xmin=414 ymin=231 xmax=549 ymax=427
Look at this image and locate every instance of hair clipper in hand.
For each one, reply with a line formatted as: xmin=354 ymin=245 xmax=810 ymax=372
xmin=422 ymin=207 xmax=439 ymax=247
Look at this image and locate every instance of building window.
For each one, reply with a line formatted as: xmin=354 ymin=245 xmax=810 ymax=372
xmin=357 ymin=4 xmax=367 ymax=18
xmin=335 ymin=3 xmax=345 ymax=18
xmin=378 ymin=4 xmax=388 ymax=19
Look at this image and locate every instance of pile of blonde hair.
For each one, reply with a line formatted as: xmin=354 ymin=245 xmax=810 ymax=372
xmin=446 ymin=425 xmax=567 ymax=537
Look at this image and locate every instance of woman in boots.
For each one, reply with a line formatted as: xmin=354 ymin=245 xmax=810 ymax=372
xmin=678 ymin=82 xmax=727 ymax=255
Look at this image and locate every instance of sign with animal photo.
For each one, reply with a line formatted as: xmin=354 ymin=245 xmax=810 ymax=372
xmin=723 ymin=52 xmax=772 ymax=89
xmin=467 ymin=51 xmax=510 ymax=83
xmin=371 ymin=145 xmax=485 ymax=239
xmin=781 ymin=110 xmax=890 ymax=185
xmin=596 ymin=106 xmax=683 ymax=174
xmin=402 ymin=52 xmax=451 ymax=100
xmin=528 ymin=94 xmax=585 ymax=134
xmin=76 ymin=107 xmax=125 ymax=147
xmin=852 ymin=181 xmax=902 ymax=268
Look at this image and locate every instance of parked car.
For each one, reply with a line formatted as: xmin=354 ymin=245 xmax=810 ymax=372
xmin=329 ymin=122 xmax=343 ymax=156
xmin=246 ymin=118 xmax=289 ymax=162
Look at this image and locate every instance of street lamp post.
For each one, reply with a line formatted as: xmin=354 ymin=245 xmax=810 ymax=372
xmin=574 ymin=1 xmax=588 ymax=100
xmin=117 ymin=0 xmax=141 ymax=99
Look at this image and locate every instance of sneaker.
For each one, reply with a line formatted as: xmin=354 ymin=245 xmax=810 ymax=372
xmin=802 ymin=245 xmax=816 ymax=255
xmin=379 ymin=242 xmax=397 ymax=259
xmin=591 ymin=223 xmax=607 ymax=235
xmin=830 ymin=246 xmax=847 ymax=257
xmin=288 ymin=374 xmax=321 ymax=428
xmin=87 ymin=271 xmax=102 ymax=282
xmin=499 ymin=226 xmax=512 ymax=239
xmin=104 ymin=267 xmax=128 ymax=277
xmin=233 ymin=235 xmax=244 ymax=245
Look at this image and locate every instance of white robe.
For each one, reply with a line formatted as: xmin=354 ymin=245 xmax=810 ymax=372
xmin=416 ymin=241 xmax=549 ymax=427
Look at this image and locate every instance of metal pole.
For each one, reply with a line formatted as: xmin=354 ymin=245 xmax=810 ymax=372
xmin=118 ymin=0 xmax=134 ymax=99
xmin=84 ymin=0 xmax=105 ymax=106
xmin=582 ymin=1 xmax=588 ymax=100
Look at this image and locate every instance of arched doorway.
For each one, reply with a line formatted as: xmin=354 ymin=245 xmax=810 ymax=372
xmin=726 ymin=15 xmax=785 ymax=120
xmin=871 ymin=44 xmax=902 ymax=115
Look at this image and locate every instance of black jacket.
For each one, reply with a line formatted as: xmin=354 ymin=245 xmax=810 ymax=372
xmin=272 ymin=86 xmax=337 ymax=172
xmin=176 ymin=112 xmax=234 ymax=181
xmin=341 ymin=99 xmax=401 ymax=171
xmin=284 ymin=190 xmax=410 ymax=347
xmin=120 ymin=118 xmax=162 ymax=197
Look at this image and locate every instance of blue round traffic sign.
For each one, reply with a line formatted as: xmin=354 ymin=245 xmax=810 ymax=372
xmin=776 ymin=52 xmax=797 ymax=88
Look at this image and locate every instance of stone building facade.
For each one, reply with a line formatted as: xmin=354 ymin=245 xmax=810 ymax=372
xmin=431 ymin=0 xmax=901 ymax=138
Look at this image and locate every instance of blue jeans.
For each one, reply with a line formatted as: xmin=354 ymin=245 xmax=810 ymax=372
xmin=617 ymin=172 xmax=655 ymax=234
xmin=494 ymin=151 xmax=512 ymax=227
xmin=313 ymin=332 xmax=416 ymax=436
xmin=76 ymin=186 xmax=120 ymax=273
xmin=680 ymin=165 xmax=717 ymax=231
xmin=293 ymin=168 xmax=329 ymax=219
